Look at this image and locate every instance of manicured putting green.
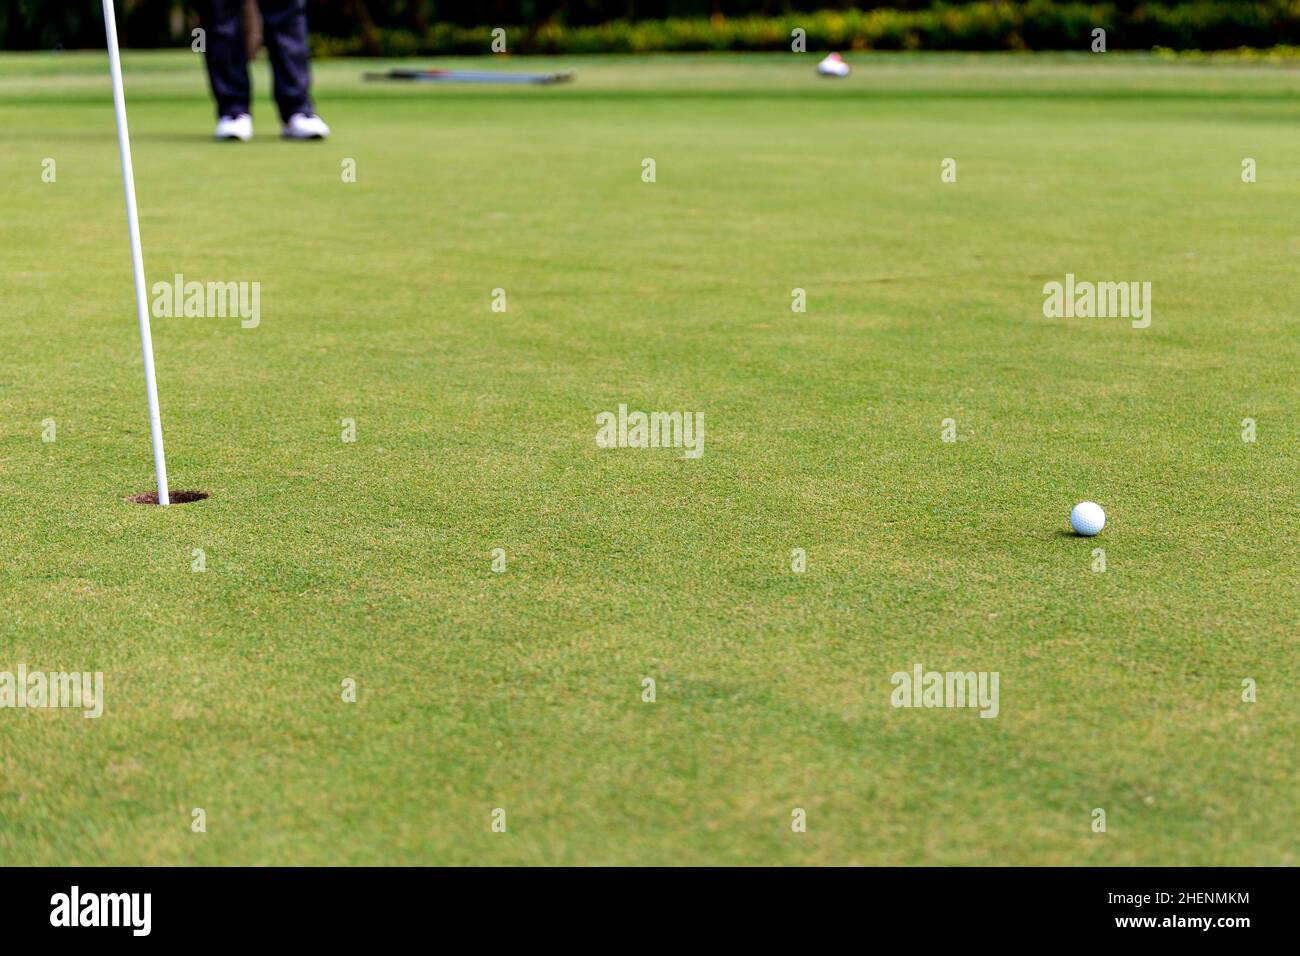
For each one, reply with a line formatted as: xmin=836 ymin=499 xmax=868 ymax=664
xmin=0 ymin=51 xmax=1295 ymax=865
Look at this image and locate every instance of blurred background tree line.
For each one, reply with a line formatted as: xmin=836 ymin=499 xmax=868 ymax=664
xmin=0 ymin=1 xmax=1288 ymax=53
xmin=12 ymin=1 xmax=910 ymax=49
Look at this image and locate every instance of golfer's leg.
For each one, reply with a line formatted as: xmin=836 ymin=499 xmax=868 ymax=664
xmin=197 ymin=0 xmax=251 ymax=118
xmin=257 ymin=0 xmax=315 ymax=122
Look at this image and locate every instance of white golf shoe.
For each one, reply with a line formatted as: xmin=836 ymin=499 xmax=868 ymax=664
xmin=817 ymin=52 xmax=851 ymax=78
xmin=281 ymin=113 xmax=330 ymax=140
xmin=215 ymin=113 xmax=253 ymax=142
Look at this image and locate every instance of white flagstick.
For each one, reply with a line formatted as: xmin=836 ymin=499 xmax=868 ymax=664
xmin=103 ymin=0 xmax=169 ymax=505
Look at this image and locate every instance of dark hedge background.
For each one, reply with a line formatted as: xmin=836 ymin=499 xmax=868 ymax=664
xmin=0 ymin=1 xmax=1278 ymax=52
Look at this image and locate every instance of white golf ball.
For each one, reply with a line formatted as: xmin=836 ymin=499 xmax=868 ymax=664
xmin=1070 ymin=501 xmax=1106 ymax=536
xmin=817 ymin=53 xmax=851 ymax=77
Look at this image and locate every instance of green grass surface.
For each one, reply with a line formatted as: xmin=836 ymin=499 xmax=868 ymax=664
xmin=0 ymin=51 xmax=1296 ymax=866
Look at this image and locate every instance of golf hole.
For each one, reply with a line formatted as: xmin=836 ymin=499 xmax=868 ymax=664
xmin=126 ymin=490 xmax=209 ymax=505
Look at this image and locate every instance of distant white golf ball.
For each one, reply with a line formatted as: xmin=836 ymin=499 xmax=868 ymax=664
xmin=817 ymin=53 xmax=851 ymax=77
xmin=1070 ymin=501 xmax=1106 ymax=536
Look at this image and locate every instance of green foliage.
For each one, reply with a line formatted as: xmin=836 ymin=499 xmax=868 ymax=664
xmin=309 ymin=4 xmax=1300 ymax=57
xmin=5 ymin=2 xmax=1300 ymax=53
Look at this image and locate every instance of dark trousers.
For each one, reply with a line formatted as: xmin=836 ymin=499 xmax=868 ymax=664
xmin=197 ymin=0 xmax=314 ymax=122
